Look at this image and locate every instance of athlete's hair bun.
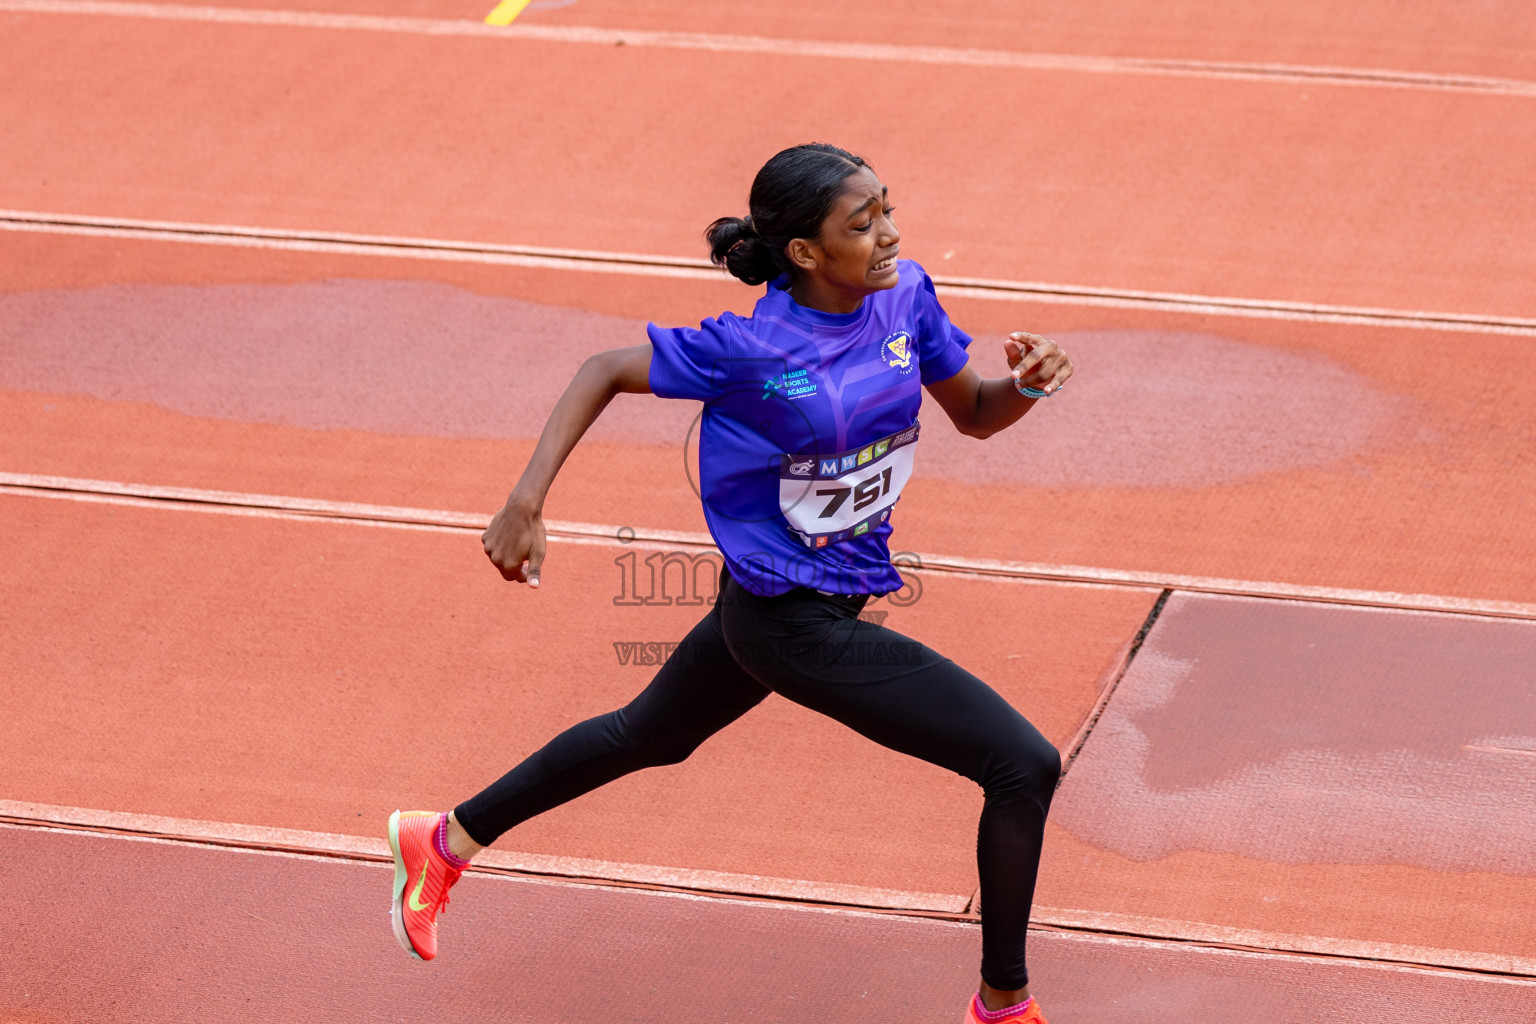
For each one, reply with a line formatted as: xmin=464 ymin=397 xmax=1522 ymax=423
xmin=705 ymin=216 xmax=778 ymax=286
xmin=704 ymin=143 xmax=871 ymax=287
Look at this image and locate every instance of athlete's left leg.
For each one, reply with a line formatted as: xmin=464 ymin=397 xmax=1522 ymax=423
xmin=452 ymin=598 xmax=771 ymax=847
xmin=390 ymin=598 xmax=769 ymax=961
xmin=717 ymin=577 xmax=1060 ymax=999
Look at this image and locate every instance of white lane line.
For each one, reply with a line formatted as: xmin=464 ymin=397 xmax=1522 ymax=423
xmin=932 ymin=280 xmax=1536 ymax=336
xmin=1463 ymin=745 xmax=1536 ymax=759
xmin=0 ymin=213 xmax=723 ymax=282
xmin=4 ymin=804 xmax=1532 ymax=978
xmin=0 ymin=483 xmax=485 ymax=535
xmin=1032 ymin=905 xmax=1536 ymax=979
xmin=0 ymin=821 xmax=978 ymax=924
xmin=5 ymin=211 xmax=1536 ymax=337
xmin=5 ymin=472 xmax=1535 ymax=621
xmin=912 ymin=553 xmax=1536 ymax=621
xmin=0 ymin=799 xmax=970 ymax=913
xmin=3 ymin=0 xmax=1533 ymax=97
xmin=0 ymin=482 xmax=1140 ymax=593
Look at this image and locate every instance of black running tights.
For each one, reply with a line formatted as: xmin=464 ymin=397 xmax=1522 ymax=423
xmin=454 ymin=571 xmax=1060 ymax=990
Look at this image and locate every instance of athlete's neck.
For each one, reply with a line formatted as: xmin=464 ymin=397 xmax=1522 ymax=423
xmin=789 ymin=278 xmax=871 ymax=315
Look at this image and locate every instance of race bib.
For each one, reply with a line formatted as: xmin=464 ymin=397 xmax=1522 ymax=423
xmin=779 ymin=423 xmax=919 ymax=548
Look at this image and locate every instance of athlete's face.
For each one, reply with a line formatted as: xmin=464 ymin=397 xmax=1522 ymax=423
xmin=786 ymin=166 xmax=901 ymax=313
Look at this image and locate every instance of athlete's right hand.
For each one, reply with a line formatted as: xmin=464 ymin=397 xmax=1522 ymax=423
xmin=482 ymin=498 xmax=547 ymax=587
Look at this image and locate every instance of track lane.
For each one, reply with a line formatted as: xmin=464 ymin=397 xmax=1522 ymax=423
xmin=1038 ymin=592 xmax=1536 ymax=975
xmin=6 ymin=0 xmax=1529 ymax=1007
xmin=12 ymin=475 xmax=1533 ymax=621
xmin=2 ymin=15 xmax=1534 ymax=316
xmin=12 ymin=825 xmax=1535 ymax=1023
xmin=0 ymin=491 xmax=1156 ymax=898
xmin=10 ymin=211 xmax=1536 ymax=334
xmin=9 ymin=1 xmax=1536 ymax=98
xmin=3 ymin=234 xmax=1533 ymax=606
xmin=37 ymin=0 xmax=1536 ymax=83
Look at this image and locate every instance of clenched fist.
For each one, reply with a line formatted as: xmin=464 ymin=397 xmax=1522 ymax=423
xmin=482 ymin=499 xmax=547 ymax=587
xmin=1005 ymin=332 xmax=1072 ymax=396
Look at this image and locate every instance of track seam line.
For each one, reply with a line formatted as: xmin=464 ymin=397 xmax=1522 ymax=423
xmin=0 ymin=812 xmax=968 ymax=916
xmin=0 ymin=814 xmax=973 ymax=921
xmin=5 ymin=473 xmax=1535 ymax=620
xmin=1024 ymin=912 xmax=1536 ymax=982
xmin=1057 ymin=588 xmax=1171 ymax=782
xmin=970 ymin=588 xmax=1168 ymax=918
xmin=5 ymin=211 xmax=1536 ymax=336
xmin=3 ymin=0 xmax=1534 ymax=97
xmin=4 ymin=814 xmax=1532 ymax=980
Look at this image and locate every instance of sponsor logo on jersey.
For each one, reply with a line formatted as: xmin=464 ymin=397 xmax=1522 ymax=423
xmin=788 ymin=459 xmax=813 ymax=476
xmin=815 ymin=535 xmax=829 ymax=548
xmin=854 ymin=522 xmax=870 ymax=536
xmin=820 ymin=459 xmax=841 ymax=476
xmin=840 ymin=454 xmax=858 ymax=472
xmin=763 ymin=367 xmax=819 ymax=400
xmin=874 ymin=439 xmax=889 ymax=457
xmin=880 ymin=331 xmax=916 ymax=373
xmin=857 ymin=445 xmax=874 ymax=465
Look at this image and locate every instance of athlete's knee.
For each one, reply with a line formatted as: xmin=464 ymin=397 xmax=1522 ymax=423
xmin=602 ymin=706 xmax=707 ymax=769
xmin=983 ymin=725 xmax=1061 ymax=804
xmin=634 ymin=732 xmax=706 ymax=768
xmin=1032 ymin=737 xmax=1063 ymax=792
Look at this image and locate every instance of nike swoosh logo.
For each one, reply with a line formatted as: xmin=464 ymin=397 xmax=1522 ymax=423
xmin=407 ymin=862 xmax=434 ymax=913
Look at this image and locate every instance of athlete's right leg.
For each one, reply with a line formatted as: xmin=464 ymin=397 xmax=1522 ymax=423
xmin=716 ymin=575 xmax=1059 ymax=1012
xmin=451 ymin=599 xmax=771 ymax=849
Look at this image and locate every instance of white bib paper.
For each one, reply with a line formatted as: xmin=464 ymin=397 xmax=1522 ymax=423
xmin=778 ymin=423 xmax=919 ymax=548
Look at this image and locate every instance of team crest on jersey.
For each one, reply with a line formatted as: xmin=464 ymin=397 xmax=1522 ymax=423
xmin=881 ymin=331 xmax=916 ymax=373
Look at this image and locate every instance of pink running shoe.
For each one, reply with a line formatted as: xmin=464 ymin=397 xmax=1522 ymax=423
xmin=963 ymin=993 xmax=1049 ymax=1023
xmin=388 ymin=810 xmax=464 ymax=961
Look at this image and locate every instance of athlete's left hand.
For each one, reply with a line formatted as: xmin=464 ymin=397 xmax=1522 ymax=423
xmin=1005 ymin=332 xmax=1072 ymax=396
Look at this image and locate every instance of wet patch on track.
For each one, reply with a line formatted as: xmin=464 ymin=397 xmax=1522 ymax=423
xmin=4 ymin=281 xmax=1410 ymax=489
xmin=1052 ymin=593 xmax=1536 ymax=875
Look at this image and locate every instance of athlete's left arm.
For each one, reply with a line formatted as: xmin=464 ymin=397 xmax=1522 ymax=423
xmin=925 ymin=332 xmax=1073 ymax=439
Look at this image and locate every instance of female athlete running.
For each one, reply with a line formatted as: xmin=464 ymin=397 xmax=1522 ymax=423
xmin=388 ymin=143 xmax=1074 ymax=1024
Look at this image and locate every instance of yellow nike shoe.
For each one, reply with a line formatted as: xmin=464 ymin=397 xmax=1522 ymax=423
xmin=387 ymin=810 xmax=465 ymax=961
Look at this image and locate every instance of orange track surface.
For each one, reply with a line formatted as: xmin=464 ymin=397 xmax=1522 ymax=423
xmin=3 ymin=15 xmax=1535 ymax=315
xmin=14 ymin=826 xmax=1536 ymax=1024
xmin=6 ymin=0 xmax=1536 ymax=1011
xmin=0 ymin=492 xmax=1156 ymax=897
xmin=115 ymin=0 xmax=1536 ymax=81
xmin=1040 ymin=594 xmax=1536 ymax=968
xmin=4 ymin=233 xmax=1534 ymax=604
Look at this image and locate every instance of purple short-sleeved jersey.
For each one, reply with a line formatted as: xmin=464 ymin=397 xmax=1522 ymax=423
xmin=647 ymin=260 xmax=971 ymax=597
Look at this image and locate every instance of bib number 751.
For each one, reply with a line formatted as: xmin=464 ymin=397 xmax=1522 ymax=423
xmin=815 ymin=466 xmax=893 ymax=518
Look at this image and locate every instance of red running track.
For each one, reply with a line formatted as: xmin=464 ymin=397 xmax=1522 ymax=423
xmin=0 ymin=492 xmax=1157 ymax=901
xmin=5 ymin=0 xmax=1535 ymax=1013
xmin=48 ymin=0 xmax=1536 ymax=82
xmin=2 ymin=12 xmax=1535 ymax=316
xmin=1041 ymin=593 xmax=1536 ymax=972
xmin=4 ymin=233 xmax=1534 ymax=606
xmin=6 ymin=825 xmax=1535 ymax=1024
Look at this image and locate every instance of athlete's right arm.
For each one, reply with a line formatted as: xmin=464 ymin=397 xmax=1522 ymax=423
xmin=481 ymin=343 xmax=653 ymax=587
